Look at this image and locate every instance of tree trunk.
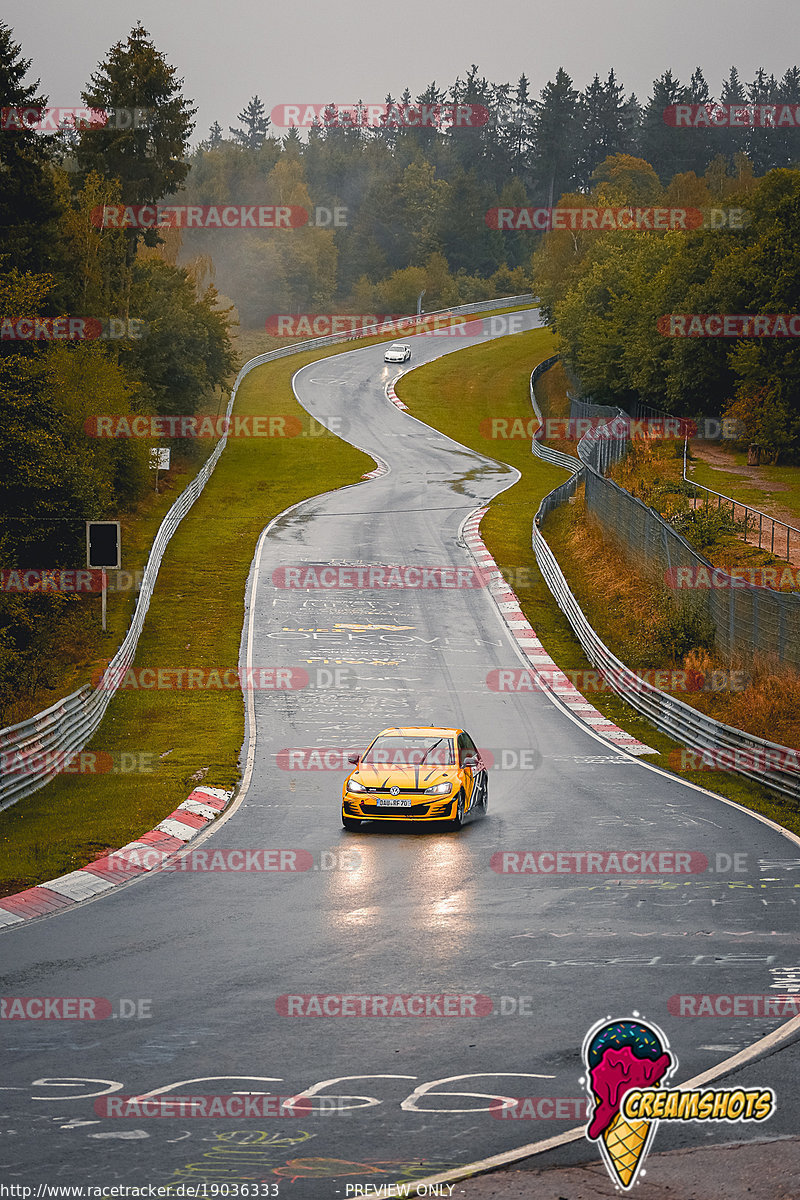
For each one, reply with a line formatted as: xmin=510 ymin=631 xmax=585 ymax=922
xmin=747 ymin=443 xmax=761 ymax=465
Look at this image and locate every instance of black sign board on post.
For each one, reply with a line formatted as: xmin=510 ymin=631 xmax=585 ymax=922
xmin=86 ymin=521 xmax=121 ymax=630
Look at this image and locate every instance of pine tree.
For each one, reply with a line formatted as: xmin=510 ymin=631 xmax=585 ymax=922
xmin=746 ymin=68 xmax=780 ymax=171
xmin=533 ymin=69 xmax=581 ymax=204
xmin=679 ymin=67 xmax=716 ymax=174
xmin=719 ymin=65 xmax=748 ymax=164
xmin=640 ymin=70 xmax=688 ymax=180
xmin=575 ymin=71 xmax=633 ymax=189
xmin=776 ymin=67 xmax=800 ymax=167
xmin=492 ymin=75 xmax=535 ymax=184
xmin=690 ymin=67 xmax=711 ymax=104
xmin=407 ymin=81 xmax=448 ymax=154
xmin=77 ymin=24 xmax=196 ymax=207
xmin=282 ymin=126 xmax=303 ymax=156
xmin=375 ymin=92 xmax=400 ymax=149
xmin=512 ymin=74 xmax=535 ymax=162
xmin=229 ymin=96 xmax=269 ymax=150
xmin=0 ymin=23 xmax=62 ymax=275
xmin=447 ymin=66 xmax=493 ymax=172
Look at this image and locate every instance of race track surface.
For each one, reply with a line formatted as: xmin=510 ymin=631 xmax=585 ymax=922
xmin=3 ymin=313 xmax=799 ymax=1194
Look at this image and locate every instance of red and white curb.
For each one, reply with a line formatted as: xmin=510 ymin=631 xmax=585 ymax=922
xmin=361 ymin=453 xmax=390 ymax=481
xmin=0 ymin=785 xmax=233 ymax=928
xmin=357 ymin=377 xmax=405 ymax=479
xmin=359 ymin=384 xmax=396 ymax=479
xmin=358 ymin=375 xmax=404 ymax=478
xmin=463 ymin=508 xmax=656 ymax=755
xmin=386 ymin=376 xmax=409 ymax=411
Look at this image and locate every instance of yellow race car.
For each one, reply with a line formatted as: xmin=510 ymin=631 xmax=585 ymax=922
xmin=341 ymin=725 xmax=488 ymax=830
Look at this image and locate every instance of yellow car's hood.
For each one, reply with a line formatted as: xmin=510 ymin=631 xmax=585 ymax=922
xmin=351 ymin=763 xmax=455 ymax=789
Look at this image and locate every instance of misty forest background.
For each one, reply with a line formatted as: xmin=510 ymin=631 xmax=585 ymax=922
xmin=2 ymin=20 xmax=800 ymax=711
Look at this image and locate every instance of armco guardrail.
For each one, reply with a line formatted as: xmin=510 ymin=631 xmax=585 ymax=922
xmin=574 ymin=396 xmax=800 ymax=667
xmin=529 ymin=356 xmax=582 ymax=476
xmin=529 ymin=361 xmax=800 ymax=802
xmin=0 ymin=295 xmax=535 ymax=811
xmin=536 ymin=374 xmax=800 ymax=667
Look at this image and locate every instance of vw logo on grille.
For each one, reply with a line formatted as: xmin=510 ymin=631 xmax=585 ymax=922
xmin=390 ymin=786 xmax=400 ymax=795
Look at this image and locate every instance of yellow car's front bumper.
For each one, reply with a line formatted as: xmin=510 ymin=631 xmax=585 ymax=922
xmin=342 ymin=794 xmax=458 ymax=822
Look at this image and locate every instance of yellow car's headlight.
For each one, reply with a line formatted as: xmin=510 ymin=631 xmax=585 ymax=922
xmin=347 ymin=778 xmax=367 ymax=793
xmin=423 ymin=781 xmax=452 ymax=795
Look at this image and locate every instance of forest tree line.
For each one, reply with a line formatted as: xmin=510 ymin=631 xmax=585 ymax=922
xmin=2 ymin=15 xmax=800 ymax=714
xmin=180 ymin=62 xmax=800 ymax=322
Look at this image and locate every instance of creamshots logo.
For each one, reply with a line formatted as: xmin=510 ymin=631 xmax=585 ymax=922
xmin=582 ymin=1015 xmax=775 ymax=1191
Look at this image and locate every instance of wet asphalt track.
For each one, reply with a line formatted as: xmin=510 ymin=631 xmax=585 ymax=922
xmin=2 ymin=312 xmax=799 ymax=1193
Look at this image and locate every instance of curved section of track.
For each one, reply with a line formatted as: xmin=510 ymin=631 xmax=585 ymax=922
xmin=2 ymin=313 xmax=799 ymax=1192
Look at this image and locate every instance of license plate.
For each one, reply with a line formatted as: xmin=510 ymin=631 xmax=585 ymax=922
xmin=376 ymin=797 xmax=412 ymax=808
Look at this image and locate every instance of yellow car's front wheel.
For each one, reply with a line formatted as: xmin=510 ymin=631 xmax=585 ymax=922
xmin=450 ymin=790 xmax=466 ymax=829
xmin=342 ymin=814 xmax=362 ymax=831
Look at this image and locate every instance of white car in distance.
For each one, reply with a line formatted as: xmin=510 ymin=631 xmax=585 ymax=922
xmin=384 ymin=343 xmax=412 ymax=363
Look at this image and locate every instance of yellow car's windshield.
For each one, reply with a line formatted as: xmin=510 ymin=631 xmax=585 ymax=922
xmin=362 ymin=735 xmax=455 ymax=767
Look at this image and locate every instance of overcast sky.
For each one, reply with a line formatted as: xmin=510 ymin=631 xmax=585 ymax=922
xmin=9 ymin=0 xmax=799 ymax=144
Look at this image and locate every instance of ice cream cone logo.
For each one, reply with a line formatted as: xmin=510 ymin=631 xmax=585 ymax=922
xmin=582 ymin=1016 xmax=676 ymax=1191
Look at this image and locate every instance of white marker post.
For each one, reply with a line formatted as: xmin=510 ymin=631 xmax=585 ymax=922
xmin=149 ymin=446 xmax=170 ymax=493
